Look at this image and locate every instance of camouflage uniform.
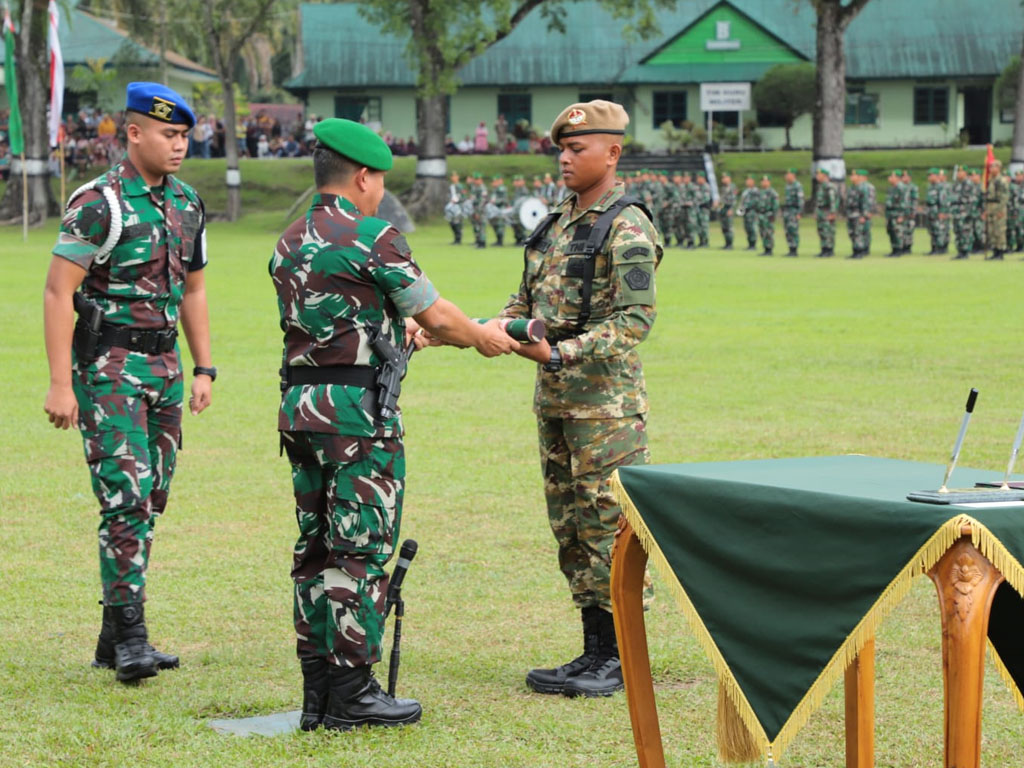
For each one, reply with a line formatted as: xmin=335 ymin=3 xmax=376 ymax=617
xmin=486 ymin=181 xmax=509 ymax=245
xmin=678 ymin=177 xmax=697 ymax=248
xmin=901 ymin=177 xmax=918 ymax=252
xmin=500 ymin=184 xmax=661 ymax=612
xmin=656 ymin=177 xmax=677 ymax=245
xmin=738 ymin=183 xmax=759 ymax=249
xmin=814 ymin=177 xmax=839 ymax=255
xmin=847 ymin=179 xmax=876 ymax=256
xmin=270 ymin=193 xmax=439 ymax=667
xmin=951 ymin=175 xmax=975 ymax=256
xmin=756 ymin=185 xmax=779 ymax=253
xmin=782 ymin=179 xmax=804 ymax=254
xmin=926 ymin=178 xmax=951 ymax=253
xmin=444 ymin=180 xmax=466 ymax=243
xmin=470 ymin=180 xmax=489 ymax=247
xmin=54 ymin=157 xmax=206 ymax=607
xmin=984 ymin=169 xmax=1010 ymax=255
xmin=510 ymin=179 xmax=531 ymax=245
xmin=694 ymin=179 xmax=712 ymax=246
xmin=884 ymin=179 xmax=904 ymax=255
xmin=1009 ymin=175 xmax=1024 ymax=252
xmin=717 ymin=180 xmax=737 ymax=248
xmin=970 ymin=176 xmax=986 ymax=251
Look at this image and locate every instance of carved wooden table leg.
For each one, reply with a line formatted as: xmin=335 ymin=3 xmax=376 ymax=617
xmin=927 ymin=534 xmax=1005 ymax=768
xmin=611 ymin=517 xmax=666 ymax=768
xmin=844 ymin=637 xmax=875 ymax=768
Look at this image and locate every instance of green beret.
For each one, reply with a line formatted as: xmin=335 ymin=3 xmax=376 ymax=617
xmin=891 ymin=169 xmax=902 ymax=176
xmin=313 ymin=119 xmax=393 ymax=171
xmin=855 ymin=169 xmax=868 ymax=176
xmin=786 ymin=167 xmax=798 ymax=174
xmin=472 ymin=172 xmax=482 ymax=179
xmin=697 ymin=171 xmax=706 ymax=178
xmin=929 ymin=167 xmax=940 ymax=174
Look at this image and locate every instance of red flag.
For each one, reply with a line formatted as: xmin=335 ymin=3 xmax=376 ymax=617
xmin=983 ymin=143 xmax=995 ymax=189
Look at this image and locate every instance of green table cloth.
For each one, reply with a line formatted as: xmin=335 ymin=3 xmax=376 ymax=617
xmin=613 ymin=455 xmax=1024 ymax=762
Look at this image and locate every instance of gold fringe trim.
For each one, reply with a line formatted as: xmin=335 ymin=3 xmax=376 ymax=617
xmin=611 ymin=472 xmax=1008 ymax=763
xmin=989 ymin=642 xmax=1024 ymax=713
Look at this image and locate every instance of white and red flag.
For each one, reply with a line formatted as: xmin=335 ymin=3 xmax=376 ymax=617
xmin=47 ymin=0 xmax=64 ymax=148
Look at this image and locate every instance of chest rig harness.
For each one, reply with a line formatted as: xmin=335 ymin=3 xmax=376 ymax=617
xmin=522 ymin=195 xmax=652 ymax=341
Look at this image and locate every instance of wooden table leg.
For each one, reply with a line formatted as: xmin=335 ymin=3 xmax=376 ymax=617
xmin=612 ymin=518 xmax=666 ymax=768
xmin=844 ymin=637 xmax=875 ymax=768
xmin=927 ymin=535 xmax=1005 ymax=768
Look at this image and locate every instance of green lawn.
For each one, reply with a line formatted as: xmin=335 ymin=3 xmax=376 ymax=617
xmin=2 ymin=216 xmax=1023 ymax=767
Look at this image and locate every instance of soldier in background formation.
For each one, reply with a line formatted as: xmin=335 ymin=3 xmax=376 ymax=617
xmin=1008 ymin=168 xmax=1024 ymax=254
xmin=969 ymin=168 xmax=986 ymax=253
xmin=716 ymin=172 xmax=737 ymax=249
xmin=485 ymin=174 xmax=509 ymax=246
xmin=694 ymin=172 xmax=711 ymax=247
xmin=925 ymin=168 xmax=951 ymax=255
xmin=756 ymin=174 xmax=779 ymax=256
xmin=738 ymin=175 xmax=759 ymax=250
xmin=814 ymin=167 xmax=839 ymax=258
xmin=781 ymin=169 xmax=804 ymax=257
xmin=444 ymin=171 xmax=466 ymax=245
xmin=846 ymin=168 xmax=876 ymax=259
xmin=901 ymin=170 xmax=918 ymax=254
xmin=884 ymin=169 xmax=905 ymax=257
xmin=983 ymin=159 xmax=1010 ymax=261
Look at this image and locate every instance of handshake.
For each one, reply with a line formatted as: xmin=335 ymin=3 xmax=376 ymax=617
xmin=404 ymin=304 xmax=554 ymax=364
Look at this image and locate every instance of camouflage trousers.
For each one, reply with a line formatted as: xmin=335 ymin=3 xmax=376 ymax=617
xmin=985 ymin=205 xmax=1008 ymax=250
xmin=743 ymin=212 xmax=758 ymax=247
xmin=816 ymin=215 xmax=836 ymax=251
xmin=283 ymin=431 xmax=404 ymax=667
xmin=719 ymin=211 xmax=733 ymax=246
xmin=489 ymin=216 xmax=505 ymax=242
xmin=900 ymin=214 xmax=915 ymax=250
xmin=885 ymin=216 xmax=901 ymax=251
xmin=538 ymin=414 xmax=650 ymax=611
xmin=1008 ymin=212 xmax=1024 ymax=251
xmin=657 ymin=209 xmax=674 ymax=245
xmin=696 ymin=207 xmax=710 ymax=245
xmin=973 ymin=213 xmax=986 ymax=249
xmin=470 ymin=214 xmax=487 ymax=245
xmin=927 ymin=212 xmax=950 ymax=250
xmin=847 ymin=216 xmax=871 ymax=253
xmin=757 ymin=214 xmax=775 ymax=250
xmin=952 ymin=211 xmax=974 ymax=253
xmin=677 ymin=207 xmax=696 ymax=246
xmin=74 ymin=369 xmax=183 ymax=606
xmin=782 ymin=209 xmax=800 ymax=250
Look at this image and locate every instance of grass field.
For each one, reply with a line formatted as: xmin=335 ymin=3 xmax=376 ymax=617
xmin=2 ymin=215 xmax=1024 ymax=767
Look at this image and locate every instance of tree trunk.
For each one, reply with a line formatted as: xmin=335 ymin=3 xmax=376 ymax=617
xmin=1010 ymin=31 xmax=1024 ymax=175
xmin=784 ymin=124 xmax=792 ymax=151
xmin=0 ymin=0 xmax=59 ymax=225
xmin=402 ymin=93 xmax=448 ymax=220
xmin=811 ymin=0 xmax=847 ymax=185
xmin=221 ymin=72 xmax=242 ymax=221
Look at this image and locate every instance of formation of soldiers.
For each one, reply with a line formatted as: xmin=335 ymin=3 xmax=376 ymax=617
xmin=444 ymin=171 xmax=570 ymax=248
xmin=443 ymin=162 xmax=1024 ymax=261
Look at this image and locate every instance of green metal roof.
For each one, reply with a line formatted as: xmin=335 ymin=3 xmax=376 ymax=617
xmin=286 ymin=0 xmax=1023 ymax=92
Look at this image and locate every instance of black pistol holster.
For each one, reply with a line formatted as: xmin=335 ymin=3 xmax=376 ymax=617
xmin=72 ymin=292 xmax=105 ymax=365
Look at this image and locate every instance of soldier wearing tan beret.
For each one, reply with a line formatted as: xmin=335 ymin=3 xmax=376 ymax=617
xmin=497 ymin=100 xmax=663 ymax=698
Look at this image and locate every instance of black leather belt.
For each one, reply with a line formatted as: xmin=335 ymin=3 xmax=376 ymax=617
xmin=100 ymin=324 xmax=178 ymax=354
xmin=283 ymin=365 xmax=377 ymax=388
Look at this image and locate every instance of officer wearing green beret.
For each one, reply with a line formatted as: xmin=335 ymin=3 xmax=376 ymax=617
xmin=782 ymin=168 xmax=804 ymax=256
xmin=884 ymin=169 xmax=905 ymax=257
xmin=270 ymin=118 xmax=517 ymax=731
xmin=44 ymin=81 xmax=213 ymax=684
xmin=813 ymin=167 xmax=839 ymax=257
xmin=694 ymin=171 xmax=712 ymax=246
xmin=846 ymin=169 xmax=876 ymax=258
xmin=900 ymin=169 xmax=918 ymax=254
xmin=499 ymin=99 xmax=662 ymax=698
xmin=756 ymin=174 xmax=779 ymax=255
xmin=737 ymin=175 xmax=759 ymax=249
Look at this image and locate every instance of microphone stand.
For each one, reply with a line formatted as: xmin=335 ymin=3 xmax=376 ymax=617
xmin=387 ymin=592 xmax=404 ymax=698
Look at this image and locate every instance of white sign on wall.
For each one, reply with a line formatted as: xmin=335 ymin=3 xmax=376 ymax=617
xmin=699 ymin=82 xmax=751 ymax=112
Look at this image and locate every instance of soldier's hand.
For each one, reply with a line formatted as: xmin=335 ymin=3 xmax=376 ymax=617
xmin=44 ymin=384 xmax=78 ymax=430
xmin=190 ymin=375 xmax=212 ymax=415
xmin=474 ymin=320 xmax=519 ymax=358
xmin=515 ymin=338 xmax=552 ymax=364
xmin=404 ymin=319 xmax=437 ymax=350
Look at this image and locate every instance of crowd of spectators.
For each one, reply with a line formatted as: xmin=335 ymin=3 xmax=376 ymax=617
xmin=0 ymin=106 xmax=556 ymax=183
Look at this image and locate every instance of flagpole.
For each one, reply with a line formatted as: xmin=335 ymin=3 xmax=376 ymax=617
xmin=59 ymin=139 xmax=66 ymax=205
xmin=21 ymin=151 xmax=28 ymax=240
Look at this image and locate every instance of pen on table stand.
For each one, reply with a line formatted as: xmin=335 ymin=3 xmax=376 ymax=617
xmin=939 ymin=388 xmax=978 ymax=493
xmin=1000 ymin=409 xmax=1024 ymax=490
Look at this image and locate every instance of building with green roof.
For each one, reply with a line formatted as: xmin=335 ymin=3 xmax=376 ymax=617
xmin=285 ymin=0 xmax=1021 ymax=151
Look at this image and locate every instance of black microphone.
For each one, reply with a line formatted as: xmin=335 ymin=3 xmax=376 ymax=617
xmin=385 ymin=539 xmax=417 ymax=613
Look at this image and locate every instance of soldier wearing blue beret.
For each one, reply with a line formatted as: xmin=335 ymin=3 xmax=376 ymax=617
xmin=43 ymin=81 xmax=213 ymax=683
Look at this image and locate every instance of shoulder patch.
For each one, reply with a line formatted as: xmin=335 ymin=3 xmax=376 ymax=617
xmin=624 ymin=266 xmax=651 ymax=291
xmin=621 ymin=246 xmax=650 ymax=261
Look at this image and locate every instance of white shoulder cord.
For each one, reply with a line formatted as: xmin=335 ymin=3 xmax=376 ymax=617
xmin=66 ymin=181 xmax=123 ymax=265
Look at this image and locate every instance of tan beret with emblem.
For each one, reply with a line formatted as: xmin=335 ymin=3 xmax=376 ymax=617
xmin=549 ymin=99 xmax=629 ymax=143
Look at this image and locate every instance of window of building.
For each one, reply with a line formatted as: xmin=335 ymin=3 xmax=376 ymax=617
xmin=913 ymin=86 xmax=948 ymax=125
xmin=334 ymin=95 xmax=381 ymax=123
xmin=755 ymin=108 xmax=787 ymax=128
xmin=498 ymin=93 xmax=532 ymax=129
xmin=707 ymin=111 xmax=739 ymax=129
xmin=580 ymin=91 xmax=613 ymax=103
xmin=845 ymin=89 xmax=879 ymax=126
xmin=653 ymin=91 xmax=687 ymax=128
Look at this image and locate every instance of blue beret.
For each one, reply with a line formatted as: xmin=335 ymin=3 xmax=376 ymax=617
xmin=125 ymin=82 xmax=196 ymax=128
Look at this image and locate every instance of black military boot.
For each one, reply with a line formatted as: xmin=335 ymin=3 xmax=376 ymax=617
xmin=450 ymin=224 xmax=462 ymax=245
xmin=952 ymin=251 xmax=969 ymax=260
xmin=322 ymin=665 xmax=421 ymax=731
xmin=93 ymin=602 xmax=179 ymax=671
xmin=110 ymin=604 xmax=157 ymax=683
xmin=723 ymin=240 xmax=733 ymax=250
xmin=299 ymin=656 xmax=330 ymax=731
xmin=761 ymin=248 xmax=773 ymax=256
xmin=526 ymin=606 xmax=601 ymax=694
xmin=562 ymin=608 xmax=623 ymax=698
xmin=786 ymin=247 xmax=798 ymax=257
xmin=493 ymin=233 xmax=504 ymax=247
xmin=986 ymin=250 xmax=1005 ymax=261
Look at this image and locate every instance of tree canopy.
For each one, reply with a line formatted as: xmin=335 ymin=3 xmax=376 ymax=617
xmin=753 ymin=62 xmax=817 ymax=149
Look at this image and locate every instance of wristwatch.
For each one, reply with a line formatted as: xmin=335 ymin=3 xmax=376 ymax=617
xmin=193 ymin=365 xmax=218 ymax=381
xmin=542 ymin=347 xmax=563 ymax=373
